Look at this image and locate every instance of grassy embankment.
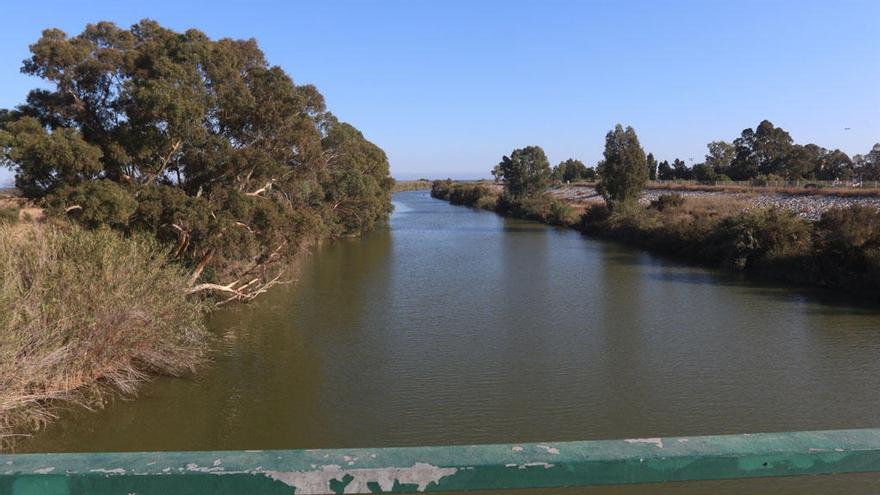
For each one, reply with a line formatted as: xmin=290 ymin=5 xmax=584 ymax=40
xmin=0 ymin=222 xmax=207 ymax=447
xmin=431 ymin=180 xmax=880 ymax=298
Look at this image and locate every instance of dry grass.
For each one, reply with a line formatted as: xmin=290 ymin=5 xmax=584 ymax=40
xmin=0 ymin=224 xmax=208 ymax=449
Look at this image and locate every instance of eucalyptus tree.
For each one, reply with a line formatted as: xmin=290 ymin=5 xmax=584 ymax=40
xmin=0 ymin=20 xmax=392 ymax=300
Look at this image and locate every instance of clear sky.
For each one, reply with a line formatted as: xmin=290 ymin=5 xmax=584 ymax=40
xmin=1 ymin=0 xmax=878 ymax=184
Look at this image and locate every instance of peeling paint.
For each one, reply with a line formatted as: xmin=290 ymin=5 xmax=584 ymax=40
xmin=625 ymin=438 xmax=664 ymax=448
xmin=264 ymin=463 xmax=458 ymax=494
xmin=32 ymin=467 xmax=55 ymax=474
xmin=537 ymin=445 xmax=560 ymax=455
xmin=511 ymin=446 xmax=524 ymax=452
xmin=90 ymin=468 xmax=127 ymax=474
xmin=518 ymin=462 xmax=554 ymax=470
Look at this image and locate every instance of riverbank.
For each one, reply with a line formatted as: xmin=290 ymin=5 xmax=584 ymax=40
xmin=392 ymin=179 xmax=433 ymax=192
xmin=431 ymin=180 xmax=880 ymax=299
xmin=0 ymin=223 xmax=208 ymax=449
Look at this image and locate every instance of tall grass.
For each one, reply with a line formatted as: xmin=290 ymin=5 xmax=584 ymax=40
xmin=0 ymin=224 xmax=208 ymax=448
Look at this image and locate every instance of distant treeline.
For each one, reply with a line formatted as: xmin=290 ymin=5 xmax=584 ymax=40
xmin=432 ymin=124 xmax=880 ymax=299
xmin=653 ymin=121 xmax=879 ymax=183
xmin=484 ymin=120 xmax=880 ymax=185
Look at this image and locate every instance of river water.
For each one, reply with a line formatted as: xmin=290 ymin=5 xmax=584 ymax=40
xmin=20 ymin=190 xmax=880 ymax=492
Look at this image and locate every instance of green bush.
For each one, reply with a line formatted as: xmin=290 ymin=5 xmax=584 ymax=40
xmin=705 ymin=209 xmax=811 ymax=269
xmin=497 ymin=193 xmax=576 ymax=226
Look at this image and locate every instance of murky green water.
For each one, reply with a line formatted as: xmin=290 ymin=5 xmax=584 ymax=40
xmin=20 ymin=190 xmax=880 ymax=492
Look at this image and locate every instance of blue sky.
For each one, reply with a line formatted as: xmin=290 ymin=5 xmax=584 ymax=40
xmin=1 ymin=0 xmax=878 ymax=183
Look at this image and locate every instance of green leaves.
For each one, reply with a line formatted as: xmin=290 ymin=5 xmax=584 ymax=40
xmin=0 ymin=117 xmax=103 ymax=197
xmin=497 ymin=146 xmax=552 ymax=199
xmin=2 ymin=20 xmax=393 ymax=288
xmin=597 ymin=124 xmax=647 ymax=211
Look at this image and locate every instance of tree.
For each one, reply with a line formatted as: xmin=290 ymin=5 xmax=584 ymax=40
xmin=783 ymin=144 xmax=818 ymax=179
xmin=672 ymin=158 xmax=692 ymax=180
xmin=0 ymin=20 xmax=393 ymax=300
xmin=597 ymin=124 xmax=647 ymax=211
xmin=645 ymin=153 xmax=658 ymax=180
xmin=552 ymin=158 xmax=589 ymax=182
xmin=729 ymin=120 xmax=793 ymax=180
xmin=854 ymin=144 xmax=880 ymax=181
xmin=496 ymin=146 xmax=551 ymax=198
xmin=705 ymin=141 xmax=735 ymax=175
xmin=814 ymin=148 xmax=852 ymax=181
xmin=692 ymin=163 xmax=717 ymax=182
xmin=657 ymin=160 xmax=674 ymax=180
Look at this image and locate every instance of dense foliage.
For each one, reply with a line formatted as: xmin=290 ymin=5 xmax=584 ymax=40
xmin=596 ymin=124 xmax=647 ymax=211
xmin=694 ymin=121 xmax=875 ymax=183
xmin=552 ymin=158 xmax=595 ymax=182
xmin=582 ymin=200 xmax=880 ymax=297
xmin=493 ymin=146 xmax=552 ymax=198
xmin=0 ymin=20 xmax=393 ymax=295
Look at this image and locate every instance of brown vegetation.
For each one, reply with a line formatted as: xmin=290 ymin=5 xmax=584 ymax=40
xmin=0 ymin=224 xmax=208 ymax=449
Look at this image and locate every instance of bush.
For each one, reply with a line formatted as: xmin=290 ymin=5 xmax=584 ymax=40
xmin=650 ymin=193 xmax=685 ymax=211
xmin=0 ymin=224 xmax=208 ymax=446
xmin=432 ymin=181 xmax=498 ymax=210
xmin=704 ymin=208 xmax=811 ymax=269
xmin=496 ymin=193 xmax=576 ymax=226
xmin=814 ymin=207 xmax=880 ymax=289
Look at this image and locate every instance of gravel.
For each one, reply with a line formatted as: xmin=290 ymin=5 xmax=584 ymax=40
xmin=548 ymin=185 xmax=880 ymax=221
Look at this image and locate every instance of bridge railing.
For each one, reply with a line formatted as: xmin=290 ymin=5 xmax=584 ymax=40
xmin=3 ymin=428 xmax=880 ymax=494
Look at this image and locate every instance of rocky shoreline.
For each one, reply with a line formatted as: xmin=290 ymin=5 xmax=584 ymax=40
xmin=546 ymin=184 xmax=880 ymax=221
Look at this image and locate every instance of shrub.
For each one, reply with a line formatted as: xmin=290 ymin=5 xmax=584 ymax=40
xmin=0 ymin=224 xmax=208 ymax=447
xmin=430 ymin=179 xmax=453 ymax=200
xmin=706 ymin=208 xmax=811 ymax=269
xmin=814 ymin=207 xmax=880 ymax=290
xmin=650 ymin=193 xmax=685 ymax=211
xmin=497 ymin=193 xmax=576 ymax=226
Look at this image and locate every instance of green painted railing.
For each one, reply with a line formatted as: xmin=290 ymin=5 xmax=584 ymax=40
xmin=3 ymin=429 xmax=880 ymax=494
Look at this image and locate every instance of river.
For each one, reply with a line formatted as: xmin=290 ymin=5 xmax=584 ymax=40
xmin=20 ymin=190 xmax=880 ymax=492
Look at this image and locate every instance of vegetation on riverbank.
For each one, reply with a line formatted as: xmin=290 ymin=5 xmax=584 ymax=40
xmin=582 ymin=197 xmax=880 ymax=296
xmin=0 ymin=20 xmax=393 ymax=447
xmin=432 ymin=124 xmax=880 ymax=299
xmin=0 ymin=223 xmax=208 ymax=448
xmin=393 ymin=179 xmax=433 ymax=192
xmin=431 ymin=180 xmax=578 ymax=227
